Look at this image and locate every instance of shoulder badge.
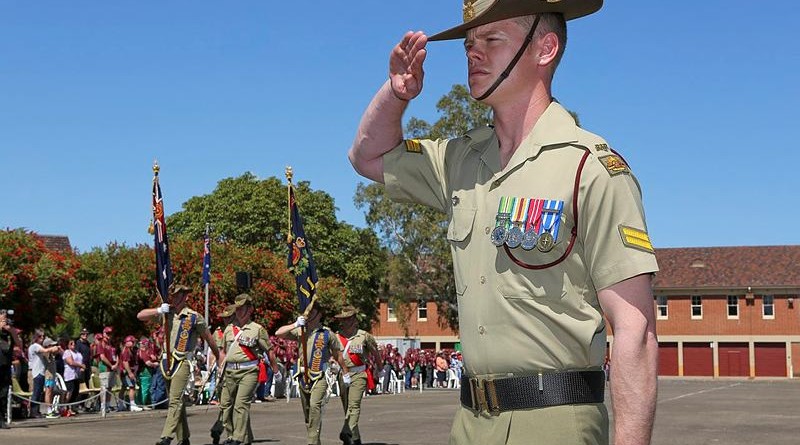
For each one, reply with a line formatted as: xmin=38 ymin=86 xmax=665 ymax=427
xmin=598 ymin=154 xmax=630 ymax=176
xmin=594 ymin=143 xmax=610 ymax=152
xmin=404 ymin=139 xmax=422 ymax=154
xmin=618 ymin=225 xmax=654 ymax=253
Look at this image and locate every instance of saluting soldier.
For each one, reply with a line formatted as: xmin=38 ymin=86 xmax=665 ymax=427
xmin=218 ymin=294 xmax=281 ymax=445
xmin=348 ymin=1 xmax=660 ymax=444
xmin=275 ymin=302 xmax=349 ymax=445
xmin=334 ymin=305 xmax=380 ymax=445
xmin=209 ymin=304 xmax=237 ymax=445
xmin=138 ymin=283 xmax=220 ymax=445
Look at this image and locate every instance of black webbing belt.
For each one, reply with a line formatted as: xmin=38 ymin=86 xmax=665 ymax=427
xmin=460 ymin=370 xmax=605 ymax=414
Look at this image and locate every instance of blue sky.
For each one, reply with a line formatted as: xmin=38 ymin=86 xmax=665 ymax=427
xmin=2 ymin=1 xmax=798 ymax=253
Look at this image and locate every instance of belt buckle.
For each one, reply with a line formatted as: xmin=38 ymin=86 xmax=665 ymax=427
xmin=468 ymin=378 xmax=484 ymax=412
xmin=483 ymin=379 xmax=500 ymax=415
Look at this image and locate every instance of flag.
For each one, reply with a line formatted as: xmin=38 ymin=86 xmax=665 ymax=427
xmin=287 ymin=184 xmax=318 ymax=313
xmin=202 ymin=230 xmax=211 ymax=286
xmin=152 ymin=165 xmax=173 ymax=302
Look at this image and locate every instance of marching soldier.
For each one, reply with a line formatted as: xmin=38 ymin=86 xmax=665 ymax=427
xmin=334 ymin=305 xmax=380 ymax=445
xmin=138 ymin=283 xmax=220 ymax=445
xmin=275 ymin=302 xmax=349 ymax=445
xmin=210 ymin=304 xmax=237 ymax=445
xmin=218 ymin=294 xmax=281 ymax=445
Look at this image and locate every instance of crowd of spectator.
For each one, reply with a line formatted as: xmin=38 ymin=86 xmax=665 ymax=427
xmin=6 ymin=323 xmax=464 ymax=422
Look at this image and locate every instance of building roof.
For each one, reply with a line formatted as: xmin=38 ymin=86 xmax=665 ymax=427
xmin=37 ymin=235 xmax=73 ymax=253
xmin=653 ymin=246 xmax=800 ymax=290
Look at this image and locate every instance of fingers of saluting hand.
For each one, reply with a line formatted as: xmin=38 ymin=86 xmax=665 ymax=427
xmin=390 ymin=31 xmax=428 ymax=100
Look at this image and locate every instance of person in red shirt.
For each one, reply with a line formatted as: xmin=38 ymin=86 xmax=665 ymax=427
xmin=120 ymin=335 xmax=142 ymax=411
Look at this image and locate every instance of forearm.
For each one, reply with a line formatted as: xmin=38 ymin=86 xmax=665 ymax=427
xmin=268 ymin=349 xmax=279 ymax=374
xmin=610 ymin=327 xmax=658 ymax=445
xmin=137 ymin=308 xmax=160 ymax=321
xmin=274 ymin=323 xmax=295 ymax=338
xmin=348 ymin=80 xmax=409 ymax=183
xmin=334 ymin=350 xmax=349 ymax=374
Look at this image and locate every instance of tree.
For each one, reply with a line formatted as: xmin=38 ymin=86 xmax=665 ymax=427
xmin=167 ymin=172 xmax=385 ymax=324
xmin=355 ymin=85 xmax=492 ymax=332
xmin=0 ymin=229 xmax=78 ymax=333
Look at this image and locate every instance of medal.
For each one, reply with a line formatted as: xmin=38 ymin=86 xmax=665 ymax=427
xmin=490 ymin=196 xmax=512 ymax=246
xmin=490 ymin=226 xmax=508 ymax=246
xmin=536 ymin=200 xmax=564 ymax=253
xmin=521 ymin=228 xmax=538 ymax=250
xmin=505 ymin=197 xmax=528 ymax=249
xmin=536 ymin=231 xmax=555 ymax=252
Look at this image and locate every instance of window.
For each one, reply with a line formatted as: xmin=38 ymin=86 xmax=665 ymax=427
xmin=763 ymin=295 xmax=775 ymax=319
xmin=656 ymin=296 xmax=668 ymax=319
xmin=691 ymin=296 xmax=703 ymax=319
xmin=387 ymin=302 xmax=397 ymax=322
xmin=727 ymin=295 xmax=739 ymax=319
xmin=417 ymin=300 xmax=428 ymax=321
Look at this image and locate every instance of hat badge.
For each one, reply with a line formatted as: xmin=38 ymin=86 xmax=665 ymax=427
xmin=463 ymin=0 xmax=476 ymax=22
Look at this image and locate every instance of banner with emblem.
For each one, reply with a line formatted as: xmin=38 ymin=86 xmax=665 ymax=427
xmin=151 ymin=161 xmax=174 ymax=302
xmin=285 ymin=167 xmax=319 ymax=314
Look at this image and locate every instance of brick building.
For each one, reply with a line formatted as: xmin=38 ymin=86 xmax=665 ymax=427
xmin=371 ymin=245 xmax=800 ymax=378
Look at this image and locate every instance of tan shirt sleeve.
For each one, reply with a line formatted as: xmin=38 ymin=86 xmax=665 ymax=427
xmin=579 ymin=152 xmax=659 ymax=290
xmin=382 ymin=138 xmax=451 ymax=213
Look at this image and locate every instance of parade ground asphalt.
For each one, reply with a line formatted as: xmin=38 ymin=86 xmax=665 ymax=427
xmin=4 ymin=378 xmax=800 ymax=445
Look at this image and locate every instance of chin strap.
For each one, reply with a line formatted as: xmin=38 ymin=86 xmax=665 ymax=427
xmin=474 ymin=15 xmax=541 ymax=102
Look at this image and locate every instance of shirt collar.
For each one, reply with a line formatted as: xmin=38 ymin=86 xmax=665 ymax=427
xmin=476 ymin=101 xmax=579 ymax=176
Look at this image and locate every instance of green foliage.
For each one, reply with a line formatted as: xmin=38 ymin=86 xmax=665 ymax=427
xmin=0 ymin=229 xmax=78 ymax=333
xmin=166 ymin=172 xmax=386 ymax=326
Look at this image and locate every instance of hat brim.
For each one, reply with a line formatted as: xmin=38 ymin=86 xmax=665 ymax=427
xmin=429 ymin=0 xmax=603 ymax=41
xmin=333 ymin=312 xmax=357 ymax=319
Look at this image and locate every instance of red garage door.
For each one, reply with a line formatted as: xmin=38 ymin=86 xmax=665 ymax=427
xmin=658 ymin=343 xmax=678 ymax=376
xmin=683 ymin=342 xmax=713 ymax=376
xmin=755 ymin=343 xmax=786 ymax=377
xmin=718 ymin=343 xmax=749 ymax=377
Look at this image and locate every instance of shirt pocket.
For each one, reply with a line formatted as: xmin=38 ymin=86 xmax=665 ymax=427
xmin=446 ymin=190 xmax=477 ymax=296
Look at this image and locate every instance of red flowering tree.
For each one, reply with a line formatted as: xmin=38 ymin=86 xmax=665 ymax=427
xmin=70 ymin=236 xmax=349 ymax=337
xmin=0 ymin=229 xmax=78 ymax=332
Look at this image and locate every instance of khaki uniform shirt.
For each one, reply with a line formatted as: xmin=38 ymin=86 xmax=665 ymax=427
xmin=221 ymin=321 xmax=272 ymax=363
xmin=384 ymin=102 xmax=659 ymax=378
xmin=286 ymin=326 xmax=342 ymax=371
xmin=338 ymin=329 xmax=378 ymax=369
xmin=168 ymin=307 xmax=206 ymax=358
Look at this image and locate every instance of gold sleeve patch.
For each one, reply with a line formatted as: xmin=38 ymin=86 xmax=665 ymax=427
xmin=404 ymin=139 xmax=422 ymax=154
xmin=599 ymin=154 xmax=629 ymax=176
xmin=618 ymin=225 xmax=654 ymax=253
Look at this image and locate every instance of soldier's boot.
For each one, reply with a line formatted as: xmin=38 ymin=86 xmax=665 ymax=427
xmin=352 ymin=440 xmax=362 ymax=445
xmin=210 ymin=420 xmax=224 ymax=445
xmin=155 ymin=438 xmax=172 ymax=445
xmin=339 ymin=426 xmax=352 ymax=445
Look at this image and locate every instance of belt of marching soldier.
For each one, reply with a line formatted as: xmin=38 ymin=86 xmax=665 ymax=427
xmin=460 ymin=369 xmax=605 ymax=414
xmin=226 ymin=359 xmax=260 ymax=370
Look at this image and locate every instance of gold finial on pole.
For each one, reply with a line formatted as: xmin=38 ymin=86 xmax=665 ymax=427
xmin=148 ymin=218 xmax=155 ymax=235
xmin=285 ymin=166 xmax=293 ymax=183
xmin=153 ymin=159 xmax=160 ymax=175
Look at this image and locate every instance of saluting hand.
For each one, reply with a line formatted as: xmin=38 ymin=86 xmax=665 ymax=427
xmin=389 ymin=31 xmax=428 ymax=101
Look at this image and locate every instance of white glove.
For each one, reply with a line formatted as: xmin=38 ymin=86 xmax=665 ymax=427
xmin=294 ymin=316 xmax=306 ymax=328
xmin=342 ymin=373 xmax=352 ymax=386
xmin=273 ymin=371 xmax=283 ymax=383
xmin=157 ymin=303 xmax=170 ymax=314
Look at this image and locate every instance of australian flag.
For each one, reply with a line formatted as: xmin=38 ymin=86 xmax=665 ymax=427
xmin=152 ymin=167 xmax=173 ymax=302
xmin=287 ymin=184 xmax=318 ymax=313
xmin=202 ymin=230 xmax=211 ymax=286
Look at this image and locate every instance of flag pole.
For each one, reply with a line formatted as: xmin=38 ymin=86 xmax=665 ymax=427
xmin=204 ymin=223 xmax=210 ymax=323
xmin=152 ymin=160 xmax=172 ymax=378
xmin=286 ymin=165 xmax=310 ymax=390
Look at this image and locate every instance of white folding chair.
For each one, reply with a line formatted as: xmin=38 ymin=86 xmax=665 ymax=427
xmin=448 ymin=368 xmax=460 ymax=389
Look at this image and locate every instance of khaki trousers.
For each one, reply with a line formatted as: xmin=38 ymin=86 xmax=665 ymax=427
xmin=220 ymin=366 xmax=258 ymax=443
xmin=298 ymin=376 xmax=329 ymax=445
xmin=161 ymin=361 xmax=190 ymax=441
xmin=339 ymin=371 xmax=368 ymax=441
